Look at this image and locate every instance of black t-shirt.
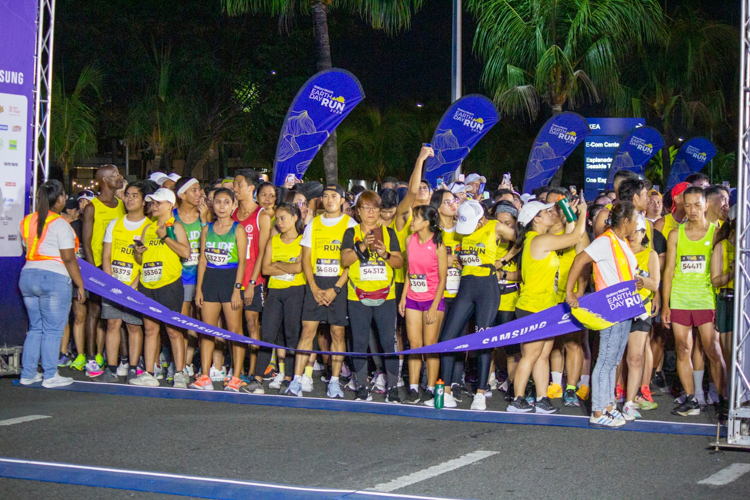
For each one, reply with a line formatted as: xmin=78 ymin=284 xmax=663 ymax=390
xmin=651 ymin=228 xmax=666 ymax=255
xmin=70 ymin=219 xmax=83 ymax=242
xmin=342 ymin=226 xmax=400 ymax=254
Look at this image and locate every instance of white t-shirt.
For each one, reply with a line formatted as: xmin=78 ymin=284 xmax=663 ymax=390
xmin=584 ymin=233 xmax=637 ymax=288
xmin=300 ymin=214 xmax=357 ymax=248
xmin=103 ymin=217 xmax=149 ymax=243
xmin=21 ymin=216 xmax=77 ymax=276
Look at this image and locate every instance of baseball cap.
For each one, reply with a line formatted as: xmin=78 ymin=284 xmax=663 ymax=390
xmin=167 ymin=173 xmax=181 ymax=183
xmin=145 ymin=188 xmax=176 ymax=205
xmin=648 ymin=189 xmax=662 ymax=199
xmin=448 ymin=182 xmax=467 ymax=194
xmin=465 ymin=173 xmax=486 ymax=184
xmin=321 ymin=184 xmax=345 ymax=199
xmin=149 ymin=172 xmax=169 ymax=186
xmin=671 ymin=181 xmax=690 ymax=199
xmin=77 ymin=190 xmax=95 ymax=201
xmin=520 ymin=193 xmax=536 ymax=204
xmin=517 ymin=201 xmax=554 ymax=226
xmin=456 ymin=199 xmax=484 ymax=234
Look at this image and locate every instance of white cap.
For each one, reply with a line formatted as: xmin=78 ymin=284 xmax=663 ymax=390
xmin=520 ymin=193 xmax=536 ymax=204
xmin=636 ymin=213 xmax=647 ymax=232
xmin=465 ymin=173 xmax=486 ymax=184
xmin=456 ymin=199 xmax=484 ymax=234
xmin=448 ymin=182 xmax=467 ymax=194
xmin=77 ymin=190 xmax=96 ymax=201
xmin=149 ymin=172 xmax=169 ymax=186
xmin=167 ymin=173 xmax=181 ymax=182
xmin=517 ymin=201 xmax=554 ymax=226
xmin=145 ymin=188 xmax=176 ymax=205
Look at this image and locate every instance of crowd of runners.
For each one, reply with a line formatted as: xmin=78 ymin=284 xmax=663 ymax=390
xmin=18 ymin=145 xmax=736 ymax=428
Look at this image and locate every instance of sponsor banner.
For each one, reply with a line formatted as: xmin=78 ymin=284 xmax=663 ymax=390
xmin=79 ymin=260 xmax=645 ymax=355
xmin=522 ymin=112 xmax=589 ymax=194
xmin=0 ymin=1 xmax=36 ymax=258
xmin=423 ymin=95 xmax=500 ymax=187
xmin=272 ymin=68 xmax=365 ymax=185
xmin=584 ymin=118 xmax=644 ymax=199
xmin=666 ymin=137 xmax=716 ymax=191
xmin=605 ymin=126 xmax=664 ymax=189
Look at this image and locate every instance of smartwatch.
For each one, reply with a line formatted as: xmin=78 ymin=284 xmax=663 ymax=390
xmin=333 ymin=286 xmax=342 ymax=295
xmin=234 ymin=282 xmax=242 ymax=290
xmin=249 ymin=279 xmax=257 ymax=286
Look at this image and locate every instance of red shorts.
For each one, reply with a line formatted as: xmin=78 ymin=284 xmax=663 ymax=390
xmin=671 ymin=309 xmax=715 ymax=328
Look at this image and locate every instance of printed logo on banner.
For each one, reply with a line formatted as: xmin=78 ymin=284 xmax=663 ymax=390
xmin=0 ymin=124 xmax=7 ymax=131
xmin=0 ymin=70 xmax=25 ymax=85
xmin=0 ymin=139 xmax=3 ymax=150
xmin=0 ymin=105 xmax=3 ymax=113
xmin=309 ymin=85 xmax=346 ymax=114
xmin=452 ymin=108 xmax=485 ymax=132
xmin=8 ymin=235 xmax=16 ymax=241
xmin=8 ymin=140 xmax=16 ymax=150
xmin=12 ymin=125 xmax=20 ymax=132
xmin=629 ymin=136 xmax=654 ymax=155
xmin=666 ymin=137 xmax=716 ymax=190
xmin=549 ymin=124 xmax=578 ymax=144
xmin=686 ymin=145 xmax=708 ymax=162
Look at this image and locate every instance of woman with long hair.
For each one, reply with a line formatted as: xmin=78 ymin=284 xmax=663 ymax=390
xmin=19 ymin=180 xmax=85 ymax=388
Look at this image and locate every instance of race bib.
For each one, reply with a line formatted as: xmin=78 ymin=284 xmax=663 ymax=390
xmin=111 ymin=260 xmax=134 ymax=283
xmin=205 ymin=248 xmax=230 ymax=266
xmin=446 ymin=267 xmax=461 ymax=294
xmin=460 ymin=250 xmax=482 ymax=267
xmin=680 ymin=255 xmax=706 ymax=274
xmin=316 ymin=258 xmax=340 ymax=277
xmin=142 ymin=261 xmax=163 ymax=284
xmin=360 ymin=261 xmax=387 ymax=281
xmin=185 ymin=251 xmax=199 ymax=267
xmin=409 ymin=274 xmax=428 ymax=293
xmin=275 ymin=257 xmax=297 ymax=281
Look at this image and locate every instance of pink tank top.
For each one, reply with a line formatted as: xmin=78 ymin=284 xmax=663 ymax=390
xmin=406 ymin=233 xmax=440 ymax=302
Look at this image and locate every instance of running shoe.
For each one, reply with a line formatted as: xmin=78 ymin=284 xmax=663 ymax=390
xmin=190 ymin=375 xmax=214 ymax=391
xmin=563 ymin=389 xmax=580 ymax=407
xmin=451 ymin=384 xmax=464 ymax=403
xmin=313 ymin=360 xmax=325 ymax=371
xmin=589 ymin=412 xmax=626 ymax=429
xmin=623 ymin=401 xmax=642 ymax=419
xmin=166 ymin=362 xmax=176 ymax=382
xmin=278 ymin=379 xmax=290 ymax=395
xmin=547 ymin=383 xmax=563 ymax=399
xmin=173 ymin=372 xmax=187 ymax=389
xmin=300 ymin=374 xmax=314 ymax=393
xmin=385 ymin=386 xmax=401 ymax=404
xmin=471 ymin=393 xmax=487 ymax=411
xmin=225 ymin=376 xmax=244 ymax=393
xmin=707 ymin=383 xmax=719 ymax=406
xmin=20 ymin=372 xmax=43 ymax=385
xmin=268 ymin=371 xmax=285 ymax=390
xmin=635 ymin=387 xmax=657 ymax=411
xmin=209 ymin=366 xmax=226 ymax=382
xmin=126 ymin=368 xmax=138 ymax=385
xmin=535 ymin=397 xmax=558 ymax=414
xmin=345 ymin=378 xmax=357 ymax=392
xmin=372 ymin=373 xmax=387 ymax=394
xmin=116 ymin=360 xmax=129 ymax=377
xmin=488 ymin=372 xmax=499 ymax=391
xmin=341 ymin=363 xmax=352 ymax=379
xmin=240 ymin=373 xmax=252 ymax=385
xmin=184 ymin=363 xmax=195 ymax=377
xmin=95 ymin=353 xmax=105 ymax=368
xmin=524 ymin=385 xmax=536 ymax=406
xmin=70 ymin=354 xmax=86 ymax=371
xmin=355 ymin=385 xmax=372 ymax=401
xmin=154 ymin=364 xmax=164 ymax=380
xmin=404 ymin=388 xmax=421 ymax=404
xmin=609 ymin=407 xmax=634 ymax=422
xmin=422 ymin=392 xmax=457 ymax=408
xmin=484 ymin=389 xmax=493 ymax=399
xmin=576 ymin=384 xmax=590 ymax=401
xmin=327 ymin=379 xmax=344 ymax=399
xmin=498 ymin=379 xmax=509 ymax=393
xmin=129 ymin=371 xmax=159 ymax=387
xmin=652 ymin=371 xmax=668 ymax=394
xmin=396 ymin=376 xmax=405 ymax=388
xmin=240 ymin=378 xmax=264 ymax=394
xmin=263 ymin=368 xmax=279 ymax=381
xmin=672 ymin=397 xmax=700 ymax=416
xmin=320 ymin=367 xmax=332 ymax=383
xmin=57 ymin=353 xmax=73 ymax=368
xmin=615 ymin=383 xmax=626 ymax=403
xmin=93 ymin=367 xmax=119 ymax=383
xmin=42 ymin=373 xmax=74 ymax=388
xmin=507 ymin=396 xmax=534 ymax=413
xmin=718 ymin=397 xmax=729 ymax=420
xmin=286 ymin=378 xmax=303 ymax=397
xmin=85 ymin=358 xmax=103 ymax=378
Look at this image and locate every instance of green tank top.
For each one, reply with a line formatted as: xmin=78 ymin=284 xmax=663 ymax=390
xmin=205 ymin=221 xmax=239 ymax=269
xmin=174 ymin=208 xmax=202 ymax=285
xmin=671 ymin=222 xmax=716 ymax=310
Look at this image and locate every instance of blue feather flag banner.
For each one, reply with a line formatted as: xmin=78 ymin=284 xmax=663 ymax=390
xmin=605 ymin=126 xmax=664 ymax=189
xmin=522 ymin=112 xmax=590 ymax=193
xmin=423 ymin=95 xmax=500 ymax=187
xmin=272 ymin=69 xmax=365 ymax=185
xmin=666 ymin=137 xmax=717 ymax=191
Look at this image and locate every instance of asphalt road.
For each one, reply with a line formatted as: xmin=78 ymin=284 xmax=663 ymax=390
xmin=2 ymin=372 xmax=749 ymax=500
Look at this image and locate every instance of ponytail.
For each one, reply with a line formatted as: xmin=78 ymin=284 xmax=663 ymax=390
xmin=275 ymin=202 xmax=304 ymax=236
xmin=413 ymin=205 xmax=443 ymax=246
xmin=36 ymin=180 xmax=65 ymax=238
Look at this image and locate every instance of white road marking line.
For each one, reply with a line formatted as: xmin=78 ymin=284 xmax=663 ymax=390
xmin=0 ymin=415 xmax=51 ymax=427
xmin=370 ymin=450 xmax=498 ymax=492
xmin=698 ymin=463 xmax=750 ymax=485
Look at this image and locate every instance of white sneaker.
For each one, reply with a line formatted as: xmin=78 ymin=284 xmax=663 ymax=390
xmin=209 ymin=366 xmax=226 ymax=382
xmin=498 ymin=379 xmax=509 ymax=392
xmin=20 ymin=372 xmax=43 ymax=385
xmin=301 ymin=374 xmax=314 ymax=393
xmin=154 ymin=364 xmax=164 ymax=380
xmin=609 ymin=407 xmax=635 ymax=422
xmin=489 ymin=372 xmax=498 ymax=391
xmin=341 ymin=363 xmax=352 ymax=378
xmin=42 ymin=372 xmax=74 ymax=388
xmin=345 ymin=378 xmax=357 ymax=392
xmin=396 ymin=376 xmax=405 ymax=388
xmin=268 ymin=371 xmax=285 ymax=390
xmin=185 ymin=364 xmax=195 ymax=377
xmin=85 ymin=359 xmax=103 ymax=377
xmin=471 ymin=393 xmax=487 ymax=410
xmin=443 ymin=392 xmax=457 ymax=408
xmin=589 ymin=412 xmax=626 ymax=429
xmin=173 ymin=372 xmax=187 ymax=389
xmin=166 ymin=362 xmax=176 ymax=381
xmin=623 ymin=401 xmax=642 ymax=419
xmin=116 ymin=361 xmax=129 ymax=377
xmin=129 ymin=371 xmax=160 ymax=387
xmin=484 ymin=389 xmax=493 ymax=399
xmin=373 ymin=373 xmax=387 ymax=394
xmin=313 ymin=360 xmax=324 ymax=371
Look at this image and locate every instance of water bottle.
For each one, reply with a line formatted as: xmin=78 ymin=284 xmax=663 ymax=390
xmin=435 ymin=379 xmax=445 ymax=409
xmin=557 ymin=197 xmax=577 ymax=223
xmin=166 ymin=222 xmax=176 ymax=240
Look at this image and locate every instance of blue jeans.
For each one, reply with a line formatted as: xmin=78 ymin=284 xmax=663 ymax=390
xmin=19 ymin=268 xmax=72 ymax=380
xmin=592 ymin=319 xmax=632 ymax=412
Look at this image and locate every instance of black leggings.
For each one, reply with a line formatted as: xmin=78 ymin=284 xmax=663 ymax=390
xmin=439 ymin=274 xmax=500 ymax=392
xmin=255 ymin=286 xmax=305 ymax=378
xmin=349 ymin=299 xmax=399 ymax=390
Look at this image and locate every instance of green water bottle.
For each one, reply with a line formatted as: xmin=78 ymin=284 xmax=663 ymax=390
xmin=435 ymin=379 xmax=445 ymax=409
xmin=557 ymin=197 xmax=577 ymax=223
xmin=166 ymin=224 xmax=176 ymax=240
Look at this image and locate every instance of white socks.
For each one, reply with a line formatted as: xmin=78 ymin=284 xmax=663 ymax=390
xmin=551 ymin=371 xmax=563 ymax=386
xmin=410 ymin=384 xmax=419 ymax=391
xmin=693 ymin=370 xmax=705 ymax=403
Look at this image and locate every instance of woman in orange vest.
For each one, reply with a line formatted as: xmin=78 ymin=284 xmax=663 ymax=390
xmin=19 ymin=180 xmax=86 ymax=388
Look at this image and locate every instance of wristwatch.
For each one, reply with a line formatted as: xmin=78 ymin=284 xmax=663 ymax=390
xmin=249 ymin=279 xmax=257 ymax=286
xmin=333 ymin=286 xmax=342 ymax=294
xmin=234 ymin=282 xmax=242 ymax=290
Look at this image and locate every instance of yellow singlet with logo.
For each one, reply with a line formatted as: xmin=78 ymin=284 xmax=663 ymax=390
xmin=635 ymin=247 xmax=654 ymax=306
xmin=555 ymin=231 xmax=578 ymax=303
xmin=441 ymin=226 xmax=463 ymax=298
xmin=268 ymin=234 xmax=306 ymax=289
xmin=459 ymin=220 xmax=498 ymax=278
xmin=140 ymin=217 xmax=183 ymax=289
xmin=516 ymin=231 xmax=560 ymax=313
xmin=390 ymin=215 xmax=412 ymax=284
xmin=110 ymin=217 xmax=150 ymax=286
xmin=347 ymin=225 xmax=395 ymax=301
xmin=310 ymin=215 xmax=352 ymax=278
xmin=91 ymin=197 xmax=126 ymax=267
xmin=497 ymin=241 xmax=520 ymax=312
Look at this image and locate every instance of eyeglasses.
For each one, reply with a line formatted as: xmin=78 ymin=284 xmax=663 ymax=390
xmin=295 ymin=202 xmax=306 ymax=208
xmin=444 ymin=198 xmax=459 ymax=205
xmin=359 ymin=206 xmax=380 ymax=212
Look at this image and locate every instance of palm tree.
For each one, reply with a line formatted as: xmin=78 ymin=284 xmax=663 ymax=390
xmin=50 ymin=65 xmax=103 ymax=190
xmin=221 ymin=0 xmax=424 ymax=185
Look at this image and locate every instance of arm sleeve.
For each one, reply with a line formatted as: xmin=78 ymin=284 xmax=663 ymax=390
xmin=341 ymin=228 xmax=355 ymax=251
xmin=103 ymin=219 xmax=117 ymax=243
xmin=387 ymin=228 xmax=400 ymax=252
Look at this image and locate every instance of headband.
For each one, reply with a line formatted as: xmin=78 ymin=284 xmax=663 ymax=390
xmin=495 ymin=203 xmax=518 ymax=219
xmin=177 ymin=178 xmax=199 ymax=196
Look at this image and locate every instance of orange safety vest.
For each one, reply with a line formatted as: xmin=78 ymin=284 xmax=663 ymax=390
xmin=21 ymin=212 xmax=79 ymax=263
xmin=593 ymin=229 xmax=634 ymax=292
